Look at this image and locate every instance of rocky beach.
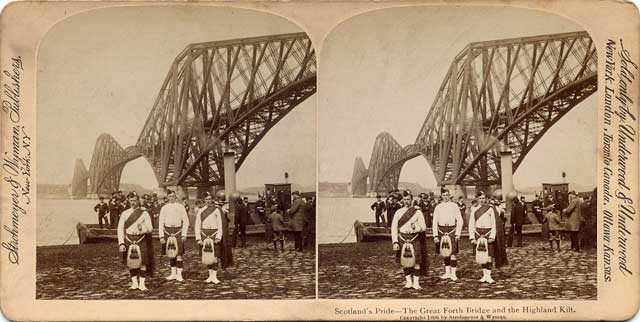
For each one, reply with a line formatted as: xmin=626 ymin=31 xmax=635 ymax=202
xmin=37 ymin=237 xmax=315 ymax=299
xmin=319 ymin=236 xmax=596 ymax=299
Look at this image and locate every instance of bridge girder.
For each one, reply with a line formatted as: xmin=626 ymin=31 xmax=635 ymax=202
xmin=86 ymin=33 xmax=316 ymax=194
xmin=362 ymin=31 xmax=597 ymax=193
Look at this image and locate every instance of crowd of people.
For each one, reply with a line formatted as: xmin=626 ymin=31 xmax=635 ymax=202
xmin=93 ymin=189 xmax=316 ymax=292
xmin=373 ymin=187 xmax=594 ymax=291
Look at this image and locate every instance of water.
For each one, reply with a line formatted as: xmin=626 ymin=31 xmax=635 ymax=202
xmin=317 ymin=197 xmax=378 ymax=244
xmin=37 ymin=199 xmax=100 ymax=246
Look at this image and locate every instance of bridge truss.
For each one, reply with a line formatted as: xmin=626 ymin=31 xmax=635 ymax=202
xmin=74 ymin=32 xmax=316 ymax=196
xmin=354 ymin=31 xmax=597 ymax=194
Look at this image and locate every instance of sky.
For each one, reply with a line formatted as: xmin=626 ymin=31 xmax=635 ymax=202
xmin=318 ymin=6 xmax=597 ymax=191
xmin=37 ymin=6 xmax=316 ymax=189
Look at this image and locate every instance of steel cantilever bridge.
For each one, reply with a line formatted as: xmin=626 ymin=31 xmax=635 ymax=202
xmin=72 ymin=32 xmax=316 ymax=196
xmin=351 ymin=31 xmax=597 ymax=195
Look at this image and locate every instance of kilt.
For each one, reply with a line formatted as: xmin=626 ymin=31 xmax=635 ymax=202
xmin=395 ymin=232 xmax=423 ymax=266
xmin=162 ymin=226 xmax=185 ymax=256
xmin=199 ymin=228 xmax=222 ymax=259
xmin=435 ymin=225 xmax=459 ymax=255
xmin=473 ymin=227 xmax=494 ymax=257
xmin=122 ymin=233 xmax=151 ymax=269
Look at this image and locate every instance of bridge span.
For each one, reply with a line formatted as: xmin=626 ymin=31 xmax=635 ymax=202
xmin=351 ymin=31 xmax=597 ymax=195
xmin=72 ymin=32 xmax=316 ymax=196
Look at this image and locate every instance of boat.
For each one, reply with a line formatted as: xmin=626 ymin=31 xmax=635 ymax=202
xmin=76 ymin=222 xmax=273 ymax=244
xmin=353 ymin=220 xmax=546 ymax=243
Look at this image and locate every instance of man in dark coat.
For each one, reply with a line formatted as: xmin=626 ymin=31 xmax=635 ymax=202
xmin=385 ymin=194 xmax=402 ymax=228
xmin=508 ymin=196 xmax=526 ymax=247
xmin=215 ymin=190 xmax=234 ymax=268
xmin=94 ymin=197 xmax=110 ymax=228
xmin=532 ymin=195 xmax=544 ymax=223
xmin=109 ymin=195 xmax=122 ymax=229
xmin=287 ymin=191 xmax=305 ymax=252
xmin=370 ymin=195 xmax=387 ymax=227
xmin=233 ymin=198 xmax=249 ymax=248
xmin=563 ymin=191 xmax=583 ymax=251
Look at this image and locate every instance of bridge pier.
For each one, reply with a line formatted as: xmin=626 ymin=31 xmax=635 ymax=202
xmin=224 ymin=152 xmax=238 ymax=226
xmin=500 ymin=150 xmax=514 ymax=201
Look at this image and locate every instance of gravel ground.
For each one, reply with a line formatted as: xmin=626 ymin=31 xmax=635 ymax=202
xmin=319 ymin=236 xmax=596 ymax=299
xmin=37 ymin=237 xmax=315 ymax=299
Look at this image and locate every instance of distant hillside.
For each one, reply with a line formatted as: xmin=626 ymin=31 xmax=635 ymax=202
xmin=319 ymin=181 xmax=433 ymax=197
xmin=37 ymin=183 xmax=155 ymax=199
xmin=318 ymin=182 xmax=348 ymax=197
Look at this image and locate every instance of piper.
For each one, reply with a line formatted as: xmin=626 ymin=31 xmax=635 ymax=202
xmin=391 ymin=191 xmax=427 ymax=290
xmin=159 ymin=189 xmax=190 ymax=282
xmin=195 ymin=192 xmax=224 ymax=283
xmin=432 ymin=188 xmax=463 ymax=281
xmin=468 ymin=191 xmax=498 ymax=283
xmin=117 ymin=191 xmax=154 ymax=291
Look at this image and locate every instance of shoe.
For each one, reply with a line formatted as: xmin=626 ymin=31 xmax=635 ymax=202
xmin=485 ymin=271 xmax=495 ymax=284
xmin=129 ymin=277 xmax=139 ymax=290
xmin=412 ymin=276 xmax=422 ymax=290
xmin=450 ymin=267 xmax=458 ymax=281
xmin=403 ymin=276 xmax=412 ymax=288
xmin=211 ymin=270 xmax=220 ymax=284
xmin=439 ymin=266 xmax=451 ymax=280
xmin=479 ymin=269 xmax=488 ymax=282
xmin=166 ymin=267 xmax=177 ymax=280
xmin=138 ymin=277 xmax=148 ymax=291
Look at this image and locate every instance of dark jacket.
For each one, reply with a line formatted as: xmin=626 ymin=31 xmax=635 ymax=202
xmin=370 ymin=201 xmax=386 ymax=215
xmin=235 ymin=202 xmax=249 ymax=226
xmin=94 ymin=202 xmax=109 ymax=216
xmin=512 ymin=201 xmax=526 ymax=226
xmin=563 ymin=197 xmax=583 ymax=231
xmin=288 ymin=198 xmax=305 ymax=232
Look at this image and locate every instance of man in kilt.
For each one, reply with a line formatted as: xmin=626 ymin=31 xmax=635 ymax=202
xmin=432 ymin=188 xmax=464 ymax=281
xmin=117 ymin=191 xmax=154 ymax=291
xmin=391 ymin=191 xmax=427 ymax=290
xmin=195 ymin=192 xmax=224 ymax=284
xmin=468 ymin=191 xmax=498 ymax=283
xmin=159 ymin=189 xmax=190 ymax=282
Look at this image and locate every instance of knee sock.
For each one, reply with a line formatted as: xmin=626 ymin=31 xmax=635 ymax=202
xmin=169 ymin=258 xmax=177 ymax=267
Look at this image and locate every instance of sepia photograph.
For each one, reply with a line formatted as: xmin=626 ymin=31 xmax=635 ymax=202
xmin=318 ymin=6 xmax=598 ymax=299
xmin=36 ymin=6 xmax=317 ymax=299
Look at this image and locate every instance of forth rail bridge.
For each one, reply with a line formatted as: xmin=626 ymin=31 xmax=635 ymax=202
xmin=70 ymin=32 xmax=316 ymax=198
xmin=351 ymin=31 xmax=596 ymax=198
